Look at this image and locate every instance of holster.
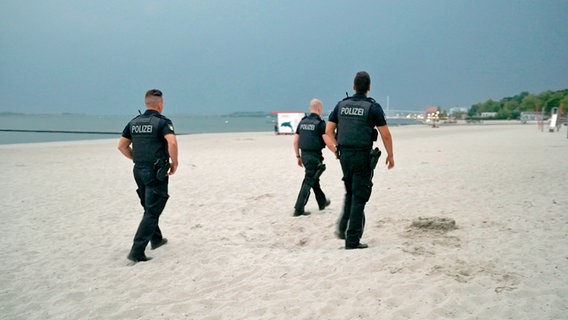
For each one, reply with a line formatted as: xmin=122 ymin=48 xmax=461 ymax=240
xmin=313 ymin=163 xmax=326 ymax=180
xmin=153 ymin=159 xmax=170 ymax=181
xmin=370 ymin=147 xmax=382 ymax=170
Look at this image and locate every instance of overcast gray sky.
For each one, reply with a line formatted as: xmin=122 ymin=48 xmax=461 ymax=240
xmin=1 ymin=0 xmax=567 ymax=115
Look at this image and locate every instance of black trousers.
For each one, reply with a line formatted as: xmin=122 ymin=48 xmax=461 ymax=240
xmin=130 ymin=164 xmax=169 ymax=257
xmin=294 ymin=151 xmax=327 ymax=212
xmin=338 ymin=149 xmax=373 ymax=247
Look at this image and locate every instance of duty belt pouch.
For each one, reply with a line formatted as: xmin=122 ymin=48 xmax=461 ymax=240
xmin=153 ymin=159 xmax=170 ymax=181
xmin=370 ymin=147 xmax=382 ymax=170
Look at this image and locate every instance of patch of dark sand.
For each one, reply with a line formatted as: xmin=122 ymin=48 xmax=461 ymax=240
xmin=410 ymin=217 xmax=457 ymax=232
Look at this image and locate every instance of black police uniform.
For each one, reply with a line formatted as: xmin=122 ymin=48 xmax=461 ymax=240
xmin=329 ymin=93 xmax=386 ymax=248
xmin=121 ymin=110 xmax=175 ymax=260
xmin=294 ymin=113 xmax=328 ymax=214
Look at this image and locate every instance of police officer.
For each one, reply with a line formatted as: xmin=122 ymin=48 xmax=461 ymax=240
xmin=292 ymin=98 xmax=331 ymax=216
xmin=118 ymin=89 xmax=179 ymax=262
xmin=325 ymin=72 xmax=394 ymax=250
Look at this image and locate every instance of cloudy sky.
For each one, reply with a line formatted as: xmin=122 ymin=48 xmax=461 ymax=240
xmin=1 ymin=0 xmax=567 ymax=115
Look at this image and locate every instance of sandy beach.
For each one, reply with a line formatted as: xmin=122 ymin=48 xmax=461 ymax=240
xmin=1 ymin=123 xmax=567 ymax=319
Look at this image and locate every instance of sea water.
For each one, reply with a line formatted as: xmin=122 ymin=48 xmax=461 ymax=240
xmin=0 ymin=113 xmax=422 ymax=145
xmin=0 ymin=114 xmax=278 ymax=144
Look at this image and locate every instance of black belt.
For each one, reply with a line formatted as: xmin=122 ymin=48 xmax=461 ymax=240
xmin=134 ymin=159 xmax=166 ymax=166
xmin=134 ymin=162 xmax=154 ymax=167
xmin=338 ymin=145 xmax=371 ymax=152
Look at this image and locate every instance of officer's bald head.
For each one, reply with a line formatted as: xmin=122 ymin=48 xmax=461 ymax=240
xmin=354 ymin=71 xmax=371 ymax=94
xmin=309 ymin=98 xmax=323 ymax=115
xmin=145 ymin=89 xmax=163 ymax=111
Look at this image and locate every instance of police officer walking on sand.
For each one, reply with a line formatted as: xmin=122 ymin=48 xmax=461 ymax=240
xmin=118 ymin=89 xmax=179 ymax=262
xmin=325 ymin=71 xmax=394 ymax=250
xmin=293 ymin=98 xmax=331 ymax=216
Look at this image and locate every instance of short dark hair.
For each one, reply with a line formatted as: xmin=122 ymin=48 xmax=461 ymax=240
xmin=354 ymin=71 xmax=371 ymax=94
xmin=145 ymin=89 xmax=163 ymax=98
xmin=145 ymin=89 xmax=163 ymax=109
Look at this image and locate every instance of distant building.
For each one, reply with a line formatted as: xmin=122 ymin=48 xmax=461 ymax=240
xmin=449 ymin=107 xmax=467 ymax=114
xmin=480 ymin=112 xmax=498 ymax=118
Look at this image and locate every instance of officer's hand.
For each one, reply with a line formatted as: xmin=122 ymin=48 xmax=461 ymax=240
xmin=168 ymin=161 xmax=178 ymax=176
xmin=297 ymin=158 xmax=303 ymax=168
xmin=385 ymin=155 xmax=395 ymax=170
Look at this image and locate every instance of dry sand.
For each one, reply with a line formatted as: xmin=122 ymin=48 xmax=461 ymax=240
xmin=1 ymin=124 xmax=567 ymax=319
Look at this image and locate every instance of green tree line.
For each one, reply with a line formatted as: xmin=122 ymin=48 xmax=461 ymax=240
xmin=467 ymin=89 xmax=568 ymax=119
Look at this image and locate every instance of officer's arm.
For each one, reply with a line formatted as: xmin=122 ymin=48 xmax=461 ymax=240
xmin=377 ymin=125 xmax=395 ymax=169
xmin=324 ymin=121 xmax=338 ymax=156
xmin=164 ymin=133 xmax=179 ymax=175
xmin=293 ymin=133 xmax=303 ymax=167
xmin=117 ymin=137 xmax=133 ymax=160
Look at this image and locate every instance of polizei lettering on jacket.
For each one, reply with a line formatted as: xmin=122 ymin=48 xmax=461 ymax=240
xmin=131 ymin=124 xmax=153 ymax=134
xmin=340 ymin=105 xmax=365 ymax=116
xmin=299 ymin=123 xmax=316 ymax=131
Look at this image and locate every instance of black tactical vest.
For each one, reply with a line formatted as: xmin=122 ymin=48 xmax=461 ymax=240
xmin=130 ymin=114 xmax=168 ymax=163
xmin=298 ymin=114 xmax=325 ymax=150
xmin=336 ymin=97 xmax=374 ymax=149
